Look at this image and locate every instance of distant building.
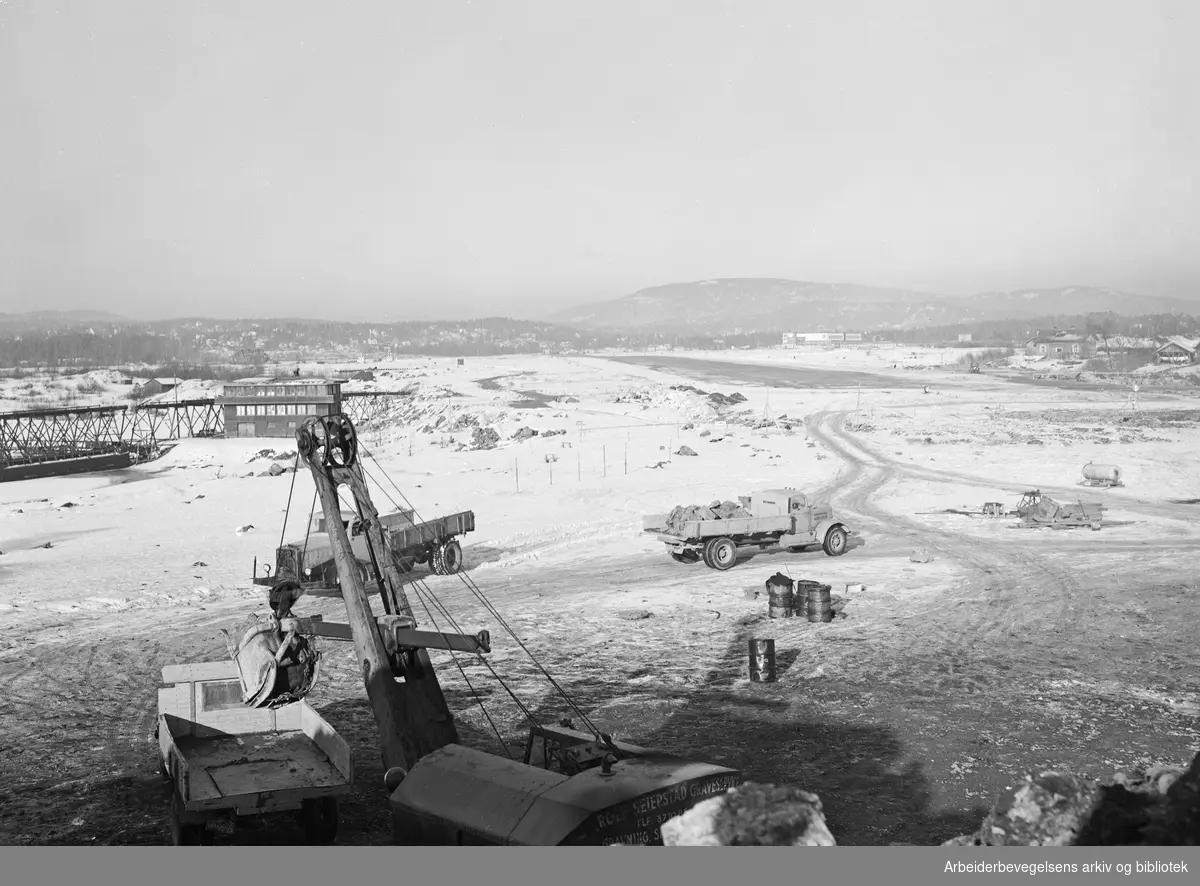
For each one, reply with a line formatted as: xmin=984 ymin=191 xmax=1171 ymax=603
xmin=1154 ymin=337 xmax=1200 ymax=365
xmin=1023 ymin=333 xmax=1088 ymax=358
xmin=1085 ymin=334 xmax=1161 ymax=359
xmin=958 ymin=334 xmax=973 ymax=343
xmin=782 ymin=332 xmax=860 ymax=348
xmin=133 ymin=377 xmax=182 ymax=398
xmin=219 ymin=377 xmax=346 ymax=438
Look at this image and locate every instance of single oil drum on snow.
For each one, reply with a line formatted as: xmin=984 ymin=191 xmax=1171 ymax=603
xmin=765 ymin=572 xmax=795 ymax=619
xmin=806 ymin=583 xmax=833 ymax=624
xmin=748 ymin=638 xmax=777 ymax=683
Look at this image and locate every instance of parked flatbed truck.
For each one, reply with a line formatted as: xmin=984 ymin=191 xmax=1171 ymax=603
xmin=253 ymin=507 xmax=475 ymax=592
xmin=643 ymin=488 xmax=852 ymax=571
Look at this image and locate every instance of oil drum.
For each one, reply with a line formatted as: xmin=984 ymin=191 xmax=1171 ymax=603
xmin=767 ymin=585 xmax=794 ymax=619
xmin=806 ymin=583 xmax=833 ymax=623
xmin=748 ymin=638 xmax=777 ymax=683
xmin=793 ymin=580 xmax=820 ymax=618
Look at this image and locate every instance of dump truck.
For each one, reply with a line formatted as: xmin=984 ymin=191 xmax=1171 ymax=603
xmin=252 ymin=506 xmax=475 ymax=593
xmin=643 ymin=488 xmax=852 ymax=571
xmin=156 ymin=658 xmax=352 ymax=845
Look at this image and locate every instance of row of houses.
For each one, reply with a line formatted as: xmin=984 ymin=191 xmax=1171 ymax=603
xmin=776 ymin=328 xmax=1199 ymax=364
xmin=1023 ymin=332 xmax=1200 ymax=364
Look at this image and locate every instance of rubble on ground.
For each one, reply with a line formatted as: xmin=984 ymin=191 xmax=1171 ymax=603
xmin=708 ymin=391 xmax=748 ymax=407
xmin=246 ymin=448 xmax=296 ymax=463
xmin=675 ymin=445 xmax=698 ymax=457
xmin=470 ymin=427 xmax=500 ymax=450
xmin=661 ymin=782 xmax=837 ymax=846
xmin=944 ymin=754 xmax=1200 ymax=846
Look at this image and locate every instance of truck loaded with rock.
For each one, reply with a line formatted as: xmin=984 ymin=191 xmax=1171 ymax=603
xmin=643 ymin=488 xmax=852 ymax=571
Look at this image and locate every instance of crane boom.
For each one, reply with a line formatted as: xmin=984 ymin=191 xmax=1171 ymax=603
xmin=295 ymin=415 xmax=458 ymax=776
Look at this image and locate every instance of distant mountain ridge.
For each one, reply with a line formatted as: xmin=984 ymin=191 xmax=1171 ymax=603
xmin=0 ymin=309 xmax=134 ymax=332
xmin=548 ymin=279 xmax=1197 ymax=334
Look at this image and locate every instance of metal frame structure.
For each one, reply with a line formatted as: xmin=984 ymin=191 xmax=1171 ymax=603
xmin=0 ymin=399 xmax=223 ymax=467
xmin=341 ymin=391 xmax=406 ymax=426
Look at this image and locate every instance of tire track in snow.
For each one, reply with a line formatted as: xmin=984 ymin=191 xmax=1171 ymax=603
xmin=805 ymin=410 xmax=1095 ymax=697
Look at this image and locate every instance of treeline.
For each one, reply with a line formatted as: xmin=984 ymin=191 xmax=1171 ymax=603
xmin=0 ymin=329 xmax=199 ymax=367
xmin=153 ymin=316 xmax=596 ymax=348
xmin=885 ymin=311 xmax=1200 ymax=344
xmin=4 ymin=310 xmax=1196 ymax=371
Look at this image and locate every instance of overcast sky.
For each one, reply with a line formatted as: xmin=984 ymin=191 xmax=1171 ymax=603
xmin=1 ymin=0 xmax=1196 ymax=321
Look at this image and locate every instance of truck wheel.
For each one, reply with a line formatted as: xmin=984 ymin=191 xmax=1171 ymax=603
xmin=430 ymin=544 xmax=446 ymax=575
xmin=701 ymin=539 xmax=716 ymax=568
xmin=302 ymin=797 xmax=340 ymax=845
xmin=170 ymin=794 xmax=212 ymax=846
xmin=823 ymin=526 xmax=848 ymax=557
xmin=439 ymin=539 xmax=464 ymax=574
xmin=680 ymin=548 xmax=701 ymax=564
xmin=707 ymin=536 xmax=738 ymax=571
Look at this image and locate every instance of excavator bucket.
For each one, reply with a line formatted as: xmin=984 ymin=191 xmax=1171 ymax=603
xmin=223 ymin=617 xmax=322 ymax=709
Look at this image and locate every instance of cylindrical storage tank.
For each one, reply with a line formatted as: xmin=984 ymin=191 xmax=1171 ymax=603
xmin=748 ymin=639 xmax=777 ymax=683
xmin=806 ymin=584 xmax=833 ymax=624
xmin=1082 ymin=463 xmax=1121 ymax=483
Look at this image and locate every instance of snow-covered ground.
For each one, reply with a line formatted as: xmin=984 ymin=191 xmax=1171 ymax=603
xmin=1 ymin=351 xmax=1197 ymax=845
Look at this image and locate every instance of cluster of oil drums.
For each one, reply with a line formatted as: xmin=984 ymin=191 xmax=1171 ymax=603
xmin=765 ymin=576 xmax=832 ymax=623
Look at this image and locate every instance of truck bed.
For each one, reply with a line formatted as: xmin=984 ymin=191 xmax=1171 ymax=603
xmin=157 ymin=661 xmax=353 ymax=814
xmin=173 ymin=729 xmax=344 ymax=803
xmin=388 ymin=509 xmax=475 ymax=551
xmin=642 ymin=513 xmax=793 ymax=541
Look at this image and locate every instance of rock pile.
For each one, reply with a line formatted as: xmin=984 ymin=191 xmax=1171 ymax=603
xmin=661 ymin=499 xmax=750 ymax=534
xmin=246 ymin=448 xmax=296 ymax=463
xmin=470 ymin=427 xmax=500 ymax=450
xmin=708 ymin=391 xmax=748 ymax=407
xmin=944 ymin=754 xmax=1200 ymax=846
xmin=661 ymin=782 xmax=837 ymax=846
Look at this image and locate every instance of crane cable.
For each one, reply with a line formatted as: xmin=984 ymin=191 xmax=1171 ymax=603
xmin=357 ymin=445 xmax=608 ymax=744
xmin=348 ymin=472 xmax=518 ymax=758
xmin=358 ymin=452 xmax=603 ymax=739
xmin=289 ymin=451 xmax=515 ymax=758
xmin=407 ymin=584 xmax=516 ymax=760
xmin=356 ymin=461 xmax=546 ymax=729
xmin=277 ymin=452 xmax=301 ymax=553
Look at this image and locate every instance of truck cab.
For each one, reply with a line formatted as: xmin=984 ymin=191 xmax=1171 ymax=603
xmin=753 ymin=489 xmax=818 ymax=527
